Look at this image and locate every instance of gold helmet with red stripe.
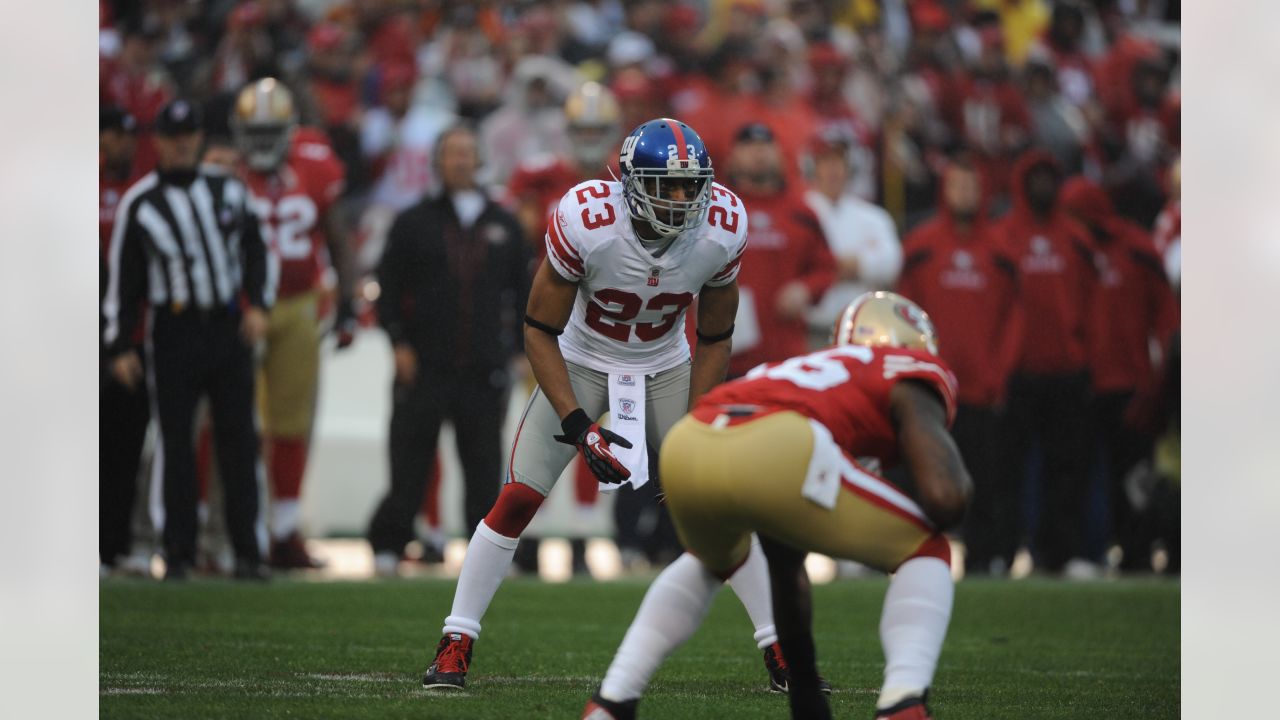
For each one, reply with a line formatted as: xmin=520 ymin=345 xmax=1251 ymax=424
xmin=831 ymin=291 xmax=939 ymax=356
xmin=231 ymin=78 xmax=297 ymax=171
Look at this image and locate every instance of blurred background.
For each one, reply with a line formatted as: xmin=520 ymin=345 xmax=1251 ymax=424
xmin=99 ymin=0 xmax=1181 ymax=583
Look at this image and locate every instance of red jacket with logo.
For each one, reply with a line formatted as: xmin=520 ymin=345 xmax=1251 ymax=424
xmin=1060 ymin=178 xmax=1179 ymax=394
xmin=993 ymin=150 xmax=1097 ymax=376
xmin=897 ymin=209 xmax=1021 ymax=407
xmin=724 ymin=186 xmax=835 ymax=377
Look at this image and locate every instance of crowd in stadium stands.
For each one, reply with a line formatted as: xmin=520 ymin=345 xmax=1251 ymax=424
xmin=100 ymin=0 xmax=1181 ymax=580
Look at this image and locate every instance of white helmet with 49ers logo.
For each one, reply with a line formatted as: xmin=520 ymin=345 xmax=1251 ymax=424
xmin=831 ymin=291 xmax=940 ymax=356
xmin=232 ymin=78 xmax=297 ymax=172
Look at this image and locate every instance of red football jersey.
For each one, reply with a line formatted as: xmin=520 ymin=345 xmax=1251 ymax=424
xmin=243 ymin=129 xmax=345 ymax=298
xmin=694 ymin=345 xmax=957 ymax=465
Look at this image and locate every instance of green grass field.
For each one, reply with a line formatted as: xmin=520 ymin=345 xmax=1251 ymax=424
xmin=100 ymin=576 xmax=1179 ymax=719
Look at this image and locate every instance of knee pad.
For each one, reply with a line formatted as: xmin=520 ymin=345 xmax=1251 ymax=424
xmin=482 ymin=482 xmax=546 ymax=537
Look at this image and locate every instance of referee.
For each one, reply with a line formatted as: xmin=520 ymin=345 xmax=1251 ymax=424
xmin=102 ymin=99 xmax=274 ymax=581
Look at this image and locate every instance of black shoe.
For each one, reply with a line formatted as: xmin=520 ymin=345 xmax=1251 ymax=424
xmin=269 ymin=533 xmax=325 ymax=570
xmin=422 ymin=633 xmax=474 ymax=690
xmin=763 ymin=642 xmax=833 ymax=695
xmin=581 ymin=691 xmax=638 ymax=720
xmin=412 ymin=541 xmax=446 ymax=565
xmin=571 ymin=538 xmax=591 ymax=577
xmin=233 ymin=559 xmax=270 ymax=582
xmin=163 ymin=560 xmax=190 ymax=582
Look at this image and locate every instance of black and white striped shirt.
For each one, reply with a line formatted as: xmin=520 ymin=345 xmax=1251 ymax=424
xmin=102 ymin=168 xmax=274 ymax=355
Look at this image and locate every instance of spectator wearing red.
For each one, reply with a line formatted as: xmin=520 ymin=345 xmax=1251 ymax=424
xmin=611 ymin=70 xmax=666 ymax=138
xmin=943 ymin=23 xmax=1031 ymax=204
xmin=206 ymin=2 xmax=279 ymax=95
xmin=1152 ymin=156 xmax=1180 ymax=292
xmin=1094 ymin=37 xmax=1175 ymax=226
xmin=1060 ymin=176 xmax=1179 ymax=572
xmin=995 ymin=148 xmax=1098 ymax=575
xmin=897 ymin=153 xmax=1022 ymax=576
xmin=304 ymin=23 xmax=359 ymax=130
xmin=100 ymin=25 xmax=172 ymax=173
xmin=1040 ymin=1 xmax=1098 ymax=112
xmin=677 ymin=41 xmax=760 ymax=175
xmin=721 ymin=123 xmax=835 ymax=379
xmin=806 ymin=43 xmax=879 ymax=201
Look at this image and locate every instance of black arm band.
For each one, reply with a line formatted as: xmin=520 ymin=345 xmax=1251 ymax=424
xmin=696 ymin=323 xmax=735 ymax=344
xmin=524 ymin=314 xmax=564 ymax=337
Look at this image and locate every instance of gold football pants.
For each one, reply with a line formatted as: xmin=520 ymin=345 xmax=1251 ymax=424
xmin=257 ymin=290 xmax=321 ymax=438
xmin=660 ymin=410 xmax=939 ymax=575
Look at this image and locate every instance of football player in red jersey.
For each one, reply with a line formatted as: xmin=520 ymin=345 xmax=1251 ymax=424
xmin=506 ymin=81 xmax=623 ymax=248
xmin=232 ymin=78 xmax=357 ymax=569
xmin=584 ymin=292 xmax=972 ymax=720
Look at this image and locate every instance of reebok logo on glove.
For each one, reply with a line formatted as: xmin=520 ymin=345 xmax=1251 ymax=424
xmin=555 ymin=409 xmax=633 ymax=485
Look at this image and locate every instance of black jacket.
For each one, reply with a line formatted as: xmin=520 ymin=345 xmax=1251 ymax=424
xmin=376 ymin=191 xmax=529 ymax=371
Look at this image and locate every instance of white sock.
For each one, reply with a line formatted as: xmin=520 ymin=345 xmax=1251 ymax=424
xmin=877 ymin=557 xmax=953 ymax=709
xmin=271 ymin=499 xmax=300 ymax=540
xmin=600 ymin=553 xmax=723 ymax=702
xmin=441 ymin=521 xmax=518 ymax=640
xmin=725 ymin=537 xmax=777 ymax=649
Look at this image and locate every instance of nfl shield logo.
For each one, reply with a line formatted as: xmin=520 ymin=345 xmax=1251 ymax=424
xmin=620 ymin=398 xmax=636 ymax=415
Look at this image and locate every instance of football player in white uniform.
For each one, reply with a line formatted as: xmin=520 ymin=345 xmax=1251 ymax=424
xmin=422 ymin=118 xmax=823 ymax=697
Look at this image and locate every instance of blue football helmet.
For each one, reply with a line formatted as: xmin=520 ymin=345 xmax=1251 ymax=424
xmin=618 ymin=118 xmax=714 ymax=238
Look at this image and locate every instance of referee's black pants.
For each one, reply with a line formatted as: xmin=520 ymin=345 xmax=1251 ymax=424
xmin=369 ymin=364 xmax=507 ymax=555
xmin=100 ymin=351 xmax=150 ymax=566
xmin=148 ymin=308 xmax=262 ymax=567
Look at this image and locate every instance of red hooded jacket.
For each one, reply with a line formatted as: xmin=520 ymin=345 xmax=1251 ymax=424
xmin=1060 ymin=177 xmax=1179 ymax=394
xmin=994 ymin=150 xmax=1097 ymax=376
xmin=898 ymin=195 xmax=1022 ymax=407
xmin=723 ymin=185 xmax=835 ymax=378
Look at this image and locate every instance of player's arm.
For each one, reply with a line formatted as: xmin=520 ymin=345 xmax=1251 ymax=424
xmin=237 ymin=189 xmax=270 ymax=344
xmin=688 ymin=280 xmax=738 ymax=409
xmin=524 ymin=258 xmax=583 ymax=420
xmin=889 ymin=380 xmax=973 ymax=530
xmin=323 ymin=202 xmax=358 ymax=347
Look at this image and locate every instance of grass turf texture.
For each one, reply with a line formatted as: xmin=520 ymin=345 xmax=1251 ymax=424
xmin=101 ymin=577 xmax=1178 ymax=719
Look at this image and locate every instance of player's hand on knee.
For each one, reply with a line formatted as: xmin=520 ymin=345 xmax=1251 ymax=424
xmin=554 ymin=408 xmax=633 ymax=484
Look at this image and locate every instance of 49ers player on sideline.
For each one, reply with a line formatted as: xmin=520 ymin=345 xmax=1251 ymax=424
xmin=584 ymin=292 xmax=972 ymax=720
xmin=231 ymin=78 xmax=358 ymax=569
xmin=423 ymin=118 xmax=828 ymax=695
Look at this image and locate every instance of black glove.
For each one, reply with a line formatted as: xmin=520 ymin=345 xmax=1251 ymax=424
xmin=334 ymin=296 xmax=358 ymax=350
xmin=554 ymin=408 xmax=634 ymax=485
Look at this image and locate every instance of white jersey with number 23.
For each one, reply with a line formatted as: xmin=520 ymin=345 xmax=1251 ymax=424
xmin=543 ymin=179 xmax=749 ymax=375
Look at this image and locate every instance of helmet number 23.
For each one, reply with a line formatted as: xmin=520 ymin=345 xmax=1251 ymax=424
xmin=576 ymin=181 xmax=616 ymax=230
